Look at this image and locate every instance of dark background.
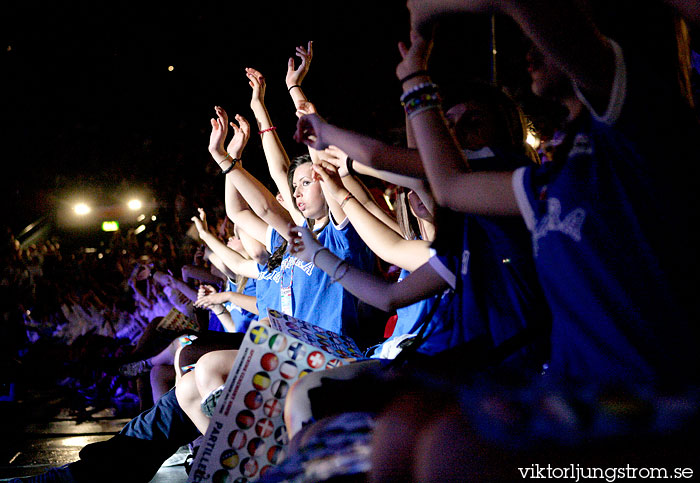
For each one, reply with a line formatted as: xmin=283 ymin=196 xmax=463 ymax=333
xmin=1 ymin=1 xmax=545 ymax=238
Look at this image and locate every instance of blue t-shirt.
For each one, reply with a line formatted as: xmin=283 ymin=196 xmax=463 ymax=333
xmin=428 ymin=212 xmax=548 ymax=365
xmin=512 ymin=39 xmax=699 ymax=383
xmin=367 ymin=270 xmax=439 ymax=358
xmin=256 ymin=236 xmax=286 ymax=319
xmin=263 ymin=216 xmax=374 ymax=337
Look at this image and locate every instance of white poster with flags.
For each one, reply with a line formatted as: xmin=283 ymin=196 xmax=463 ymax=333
xmin=187 ymin=310 xmax=366 ymax=483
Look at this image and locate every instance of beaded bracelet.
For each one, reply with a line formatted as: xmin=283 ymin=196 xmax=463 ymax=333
xmin=258 ymin=126 xmax=277 ymax=135
xmin=400 ymin=81 xmax=439 ymax=104
xmin=406 ymin=99 xmax=442 ymax=119
xmin=402 ymin=89 xmax=442 ymax=118
xmin=221 ymin=157 xmax=240 ymax=175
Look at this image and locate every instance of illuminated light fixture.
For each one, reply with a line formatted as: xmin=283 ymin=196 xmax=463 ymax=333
xmin=134 ymin=224 xmax=146 ymax=235
xmin=102 ymin=221 xmax=120 ymax=232
xmin=137 ymin=214 xmax=146 ymax=222
xmin=74 ymin=203 xmax=91 ymax=215
xmin=168 ymin=65 xmax=175 ymax=71
xmin=151 ymin=215 xmax=157 ymax=221
xmin=127 ymin=199 xmax=142 ymax=211
xmin=98 ymin=253 xmax=104 ymax=259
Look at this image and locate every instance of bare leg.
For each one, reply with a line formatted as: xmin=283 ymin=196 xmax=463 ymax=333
xmin=192 ymin=349 xmax=238 ymax=398
xmin=283 ymin=360 xmax=381 ymax=439
xmin=175 ymin=370 xmax=211 ymax=435
xmin=150 ymin=364 xmax=175 ymax=402
xmin=149 ymin=338 xmax=180 ymax=366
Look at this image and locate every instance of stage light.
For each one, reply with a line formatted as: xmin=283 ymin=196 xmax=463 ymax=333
xmin=168 ymin=65 xmax=175 ymax=72
xmin=73 ymin=203 xmax=91 ymax=216
xmin=102 ymin=221 xmax=119 ymax=232
xmin=134 ymin=224 xmax=146 ymax=235
xmin=127 ymin=199 xmax=142 ymax=211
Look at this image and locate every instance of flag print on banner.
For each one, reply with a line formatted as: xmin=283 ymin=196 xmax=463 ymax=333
xmin=263 ymin=398 xmax=283 ymax=418
xmin=187 ymin=317 xmax=367 ymax=483
xmin=268 ymin=333 xmax=287 ymax=352
xmin=279 ymin=361 xmax=298 ymax=379
xmin=260 ymin=353 xmax=279 ymax=372
xmin=267 ymin=309 xmax=365 ymax=359
xmin=307 ymin=351 xmax=325 ymax=369
xmin=243 ymin=391 xmax=263 ymax=411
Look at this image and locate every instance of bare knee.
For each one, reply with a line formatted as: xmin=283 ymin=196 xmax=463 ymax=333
xmin=193 ymin=350 xmax=237 ymax=396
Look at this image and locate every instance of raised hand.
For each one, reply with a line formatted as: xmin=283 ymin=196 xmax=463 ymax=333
xmin=318 ymin=145 xmax=350 ymax=177
xmin=208 ymin=106 xmax=230 ymax=157
xmin=286 ymin=41 xmax=314 ymax=89
xmin=295 ymin=100 xmax=318 ymax=119
xmin=191 ymin=208 xmax=209 ymax=237
xmin=286 ymin=223 xmax=322 ymax=263
xmin=294 ymin=113 xmax=330 ymax=151
xmin=312 ymin=161 xmax=348 ymax=203
xmin=396 ymin=28 xmax=434 ymax=82
xmin=246 ymin=67 xmax=266 ymax=108
xmin=194 ymin=285 xmax=225 ymax=309
xmin=226 ymin=114 xmax=251 ymax=159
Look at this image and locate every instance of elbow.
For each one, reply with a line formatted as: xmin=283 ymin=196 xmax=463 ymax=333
xmin=381 ymin=286 xmax=405 ymax=313
xmin=251 ymin=250 xmax=269 ymax=266
xmin=432 ymin=187 xmax=462 ymax=212
xmin=254 ymin=201 xmax=277 ymax=225
xmin=225 ymin=207 xmax=242 ymax=225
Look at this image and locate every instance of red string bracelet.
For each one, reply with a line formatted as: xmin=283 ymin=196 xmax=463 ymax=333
xmin=258 ymin=126 xmax=277 ymax=135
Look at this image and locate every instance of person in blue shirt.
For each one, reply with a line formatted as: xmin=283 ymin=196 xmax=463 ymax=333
xmin=283 ymin=80 xmax=550 ymax=438
xmin=176 ymin=93 xmax=375 ymax=434
xmin=361 ymin=1 xmax=700 ymax=480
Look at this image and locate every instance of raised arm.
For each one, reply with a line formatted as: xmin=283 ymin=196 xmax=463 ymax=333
xmin=396 ymin=29 xmax=519 ymax=216
xmin=208 ymin=106 xmax=294 ymax=243
xmin=295 ymin=113 xmax=427 ymax=178
xmin=246 ymin=68 xmax=305 ymax=225
xmin=194 ymin=284 xmax=258 ymax=333
xmin=191 ymin=209 xmax=260 ymax=279
xmin=288 ymin=225 xmax=446 ymax=312
xmin=237 ymin=225 xmax=269 ymax=266
xmin=285 ymin=41 xmax=313 ymax=110
xmin=313 ymin=163 xmax=432 ymax=272
xmin=317 ymin=146 xmax=401 ymax=235
xmin=407 ymin=0 xmax=616 ymax=114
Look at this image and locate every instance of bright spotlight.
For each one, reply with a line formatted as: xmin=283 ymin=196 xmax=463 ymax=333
xmin=102 ymin=221 xmax=120 ymax=232
xmin=128 ymin=199 xmax=142 ymax=211
xmin=74 ymin=203 xmax=91 ymax=216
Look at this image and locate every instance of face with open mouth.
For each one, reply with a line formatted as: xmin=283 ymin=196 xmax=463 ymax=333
xmin=292 ymin=162 xmax=326 ymax=220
